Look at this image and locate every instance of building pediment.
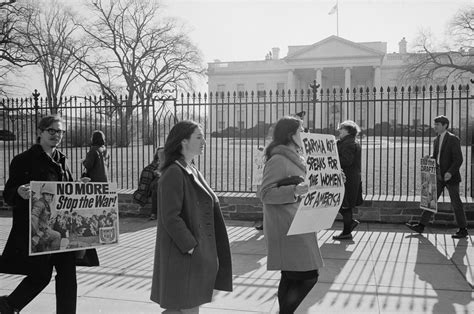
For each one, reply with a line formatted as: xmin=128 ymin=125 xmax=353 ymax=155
xmin=286 ymin=36 xmax=386 ymax=60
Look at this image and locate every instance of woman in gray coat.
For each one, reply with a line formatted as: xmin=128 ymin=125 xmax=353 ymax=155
xmin=150 ymin=120 xmax=232 ymax=313
xmin=258 ymin=116 xmax=324 ymax=314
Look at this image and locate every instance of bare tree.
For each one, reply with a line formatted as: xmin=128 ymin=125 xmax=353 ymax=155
xmin=400 ymin=6 xmax=473 ymax=85
xmin=18 ymin=0 xmax=85 ymax=111
xmin=76 ymin=0 xmax=204 ymax=146
xmin=0 ymin=0 xmax=34 ymax=95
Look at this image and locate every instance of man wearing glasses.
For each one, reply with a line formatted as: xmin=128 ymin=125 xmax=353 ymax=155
xmin=0 ymin=114 xmax=98 ymax=314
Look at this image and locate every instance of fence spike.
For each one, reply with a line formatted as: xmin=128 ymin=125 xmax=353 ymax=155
xmin=232 ymin=91 xmax=236 ymax=97
xmin=421 ymin=86 xmax=426 ymax=92
xmin=380 ymin=86 xmax=384 ymax=93
xmin=353 ymin=87 xmax=357 ymax=93
xmin=415 ymin=86 xmax=419 ymax=93
xmin=429 ymin=85 xmax=433 ymax=92
xmin=394 ymin=86 xmax=397 ymax=93
xmin=209 ymin=91 xmax=213 ymax=99
xmin=269 ymin=90 xmax=273 ymax=97
xmin=466 ymin=84 xmax=470 ymax=91
xmin=387 ymin=86 xmax=391 ymax=93
xmin=436 ymin=85 xmax=440 ymax=92
xmin=408 ymin=86 xmax=412 ymax=93
xmin=443 ymin=85 xmax=447 ymax=91
xmin=401 ymin=86 xmax=405 ymax=93
xmin=457 ymin=84 xmax=462 ymax=91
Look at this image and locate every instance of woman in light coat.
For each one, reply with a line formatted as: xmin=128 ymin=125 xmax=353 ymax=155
xmin=258 ymin=116 xmax=324 ymax=314
xmin=150 ymin=120 xmax=232 ymax=313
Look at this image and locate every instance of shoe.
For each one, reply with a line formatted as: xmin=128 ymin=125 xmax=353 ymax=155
xmin=255 ymin=222 xmax=263 ymax=231
xmin=149 ymin=214 xmax=157 ymax=221
xmin=350 ymin=219 xmax=360 ymax=232
xmin=333 ymin=233 xmax=353 ymax=240
xmin=405 ymin=223 xmax=424 ymax=234
xmin=0 ymin=296 xmax=14 ymax=314
xmin=451 ymin=228 xmax=468 ymax=239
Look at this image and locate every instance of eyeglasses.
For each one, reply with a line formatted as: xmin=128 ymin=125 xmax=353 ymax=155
xmin=44 ymin=128 xmax=66 ymax=136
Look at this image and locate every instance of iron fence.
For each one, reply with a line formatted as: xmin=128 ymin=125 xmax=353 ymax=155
xmin=1 ymin=85 xmax=473 ymax=199
xmin=176 ymin=85 xmax=473 ymax=199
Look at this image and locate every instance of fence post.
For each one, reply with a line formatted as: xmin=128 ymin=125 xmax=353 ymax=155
xmin=32 ymin=89 xmax=40 ymax=130
xmin=470 ymin=80 xmax=474 ymax=198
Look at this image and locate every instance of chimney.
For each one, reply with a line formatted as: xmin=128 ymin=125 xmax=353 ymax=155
xmin=272 ymin=47 xmax=280 ymax=60
xmin=399 ymin=37 xmax=407 ymax=54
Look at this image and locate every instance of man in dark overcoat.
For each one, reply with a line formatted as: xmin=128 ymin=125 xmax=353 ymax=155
xmin=406 ymin=115 xmax=468 ymax=238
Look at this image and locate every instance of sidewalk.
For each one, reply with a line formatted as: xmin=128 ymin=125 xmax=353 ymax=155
xmin=1 ymin=213 xmax=472 ymax=313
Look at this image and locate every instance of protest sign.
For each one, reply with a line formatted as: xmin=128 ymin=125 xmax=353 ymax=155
xmin=420 ymin=157 xmax=437 ymax=213
xmin=29 ymin=181 xmax=119 ymax=256
xmin=253 ymin=146 xmax=265 ymax=189
xmin=287 ymin=133 xmax=345 ymax=235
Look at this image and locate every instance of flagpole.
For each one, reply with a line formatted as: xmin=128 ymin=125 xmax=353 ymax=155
xmin=336 ymin=0 xmax=339 ymax=36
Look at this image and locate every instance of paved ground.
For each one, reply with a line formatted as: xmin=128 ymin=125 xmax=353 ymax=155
xmin=0 ymin=212 xmax=472 ymax=313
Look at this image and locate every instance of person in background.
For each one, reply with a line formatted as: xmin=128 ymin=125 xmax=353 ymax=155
xmin=150 ymin=120 xmax=232 ymax=313
xmin=0 ymin=114 xmax=99 ymax=314
xmin=406 ymin=115 xmax=468 ymax=239
xmin=83 ymin=130 xmax=109 ymax=182
xmin=332 ymin=120 xmax=362 ymax=240
xmin=258 ymin=116 xmax=323 ymax=314
xmin=133 ymin=147 xmax=164 ymax=220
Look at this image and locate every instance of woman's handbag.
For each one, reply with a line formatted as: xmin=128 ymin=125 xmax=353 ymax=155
xmin=75 ymin=249 xmax=99 ymax=267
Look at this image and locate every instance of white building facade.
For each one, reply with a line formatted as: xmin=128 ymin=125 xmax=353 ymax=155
xmin=206 ymin=36 xmax=471 ymax=132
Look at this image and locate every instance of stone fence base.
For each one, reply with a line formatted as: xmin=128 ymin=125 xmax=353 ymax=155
xmin=1 ymin=190 xmax=473 ymax=227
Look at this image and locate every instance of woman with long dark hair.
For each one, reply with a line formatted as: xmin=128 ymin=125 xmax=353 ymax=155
xmin=150 ymin=120 xmax=232 ymax=313
xmin=258 ymin=116 xmax=324 ymax=314
xmin=332 ymin=120 xmax=363 ymax=240
xmin=82 ymin=130 xmax=109 ymax=182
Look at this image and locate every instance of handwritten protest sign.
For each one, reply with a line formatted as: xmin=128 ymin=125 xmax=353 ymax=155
xmin=29 ymin=181 xmax=119 ymax=256
xmin=287 ymin=133 xmax=345 ymax=235
xmin=420 ymin=158 xmax=437 ymax=213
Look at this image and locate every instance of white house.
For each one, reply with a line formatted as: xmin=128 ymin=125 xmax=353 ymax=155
xmin=206 ymin=36 xmax=472 ymax=132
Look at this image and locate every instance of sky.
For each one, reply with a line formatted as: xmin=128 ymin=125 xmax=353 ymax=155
xmin=4 ymin=0 xmax=472 ymax=97
xmin=161 ymin=0 xmax=471 ymax=62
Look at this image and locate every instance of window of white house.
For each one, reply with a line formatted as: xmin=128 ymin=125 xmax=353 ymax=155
xmin=217 ymin=84 xmax=226 ymax=99
xmin=277 ymin=82 xmax=285 ymax=95
xmin=218 ymin=121 xmax=225 ymax=130
xmin=237 ymin=84 xmax=245 ymax=98
xmin=257 ymin=83 xmax=265 ymax=98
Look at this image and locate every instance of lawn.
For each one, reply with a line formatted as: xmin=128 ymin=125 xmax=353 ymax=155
xmin=0 ymin=136 xmax=472 ymax=198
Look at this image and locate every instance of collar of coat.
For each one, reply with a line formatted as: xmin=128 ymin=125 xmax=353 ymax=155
xmin=30 ymin=144 xmax=67 ymax=164
xmin=270 ymin=145 xmax=306 ymax=173
xmin=337 ymin=134 xmax=356 ymax=145
xmin=174 ymin=159 xmax=216 ymax=201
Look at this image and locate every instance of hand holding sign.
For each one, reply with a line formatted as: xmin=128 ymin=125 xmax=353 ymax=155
xmin=294 ymin=183 xmax=309 ymax=196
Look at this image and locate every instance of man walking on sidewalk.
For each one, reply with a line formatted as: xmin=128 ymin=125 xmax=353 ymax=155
xmin=406 ymin=115 xmax=468 ymax=239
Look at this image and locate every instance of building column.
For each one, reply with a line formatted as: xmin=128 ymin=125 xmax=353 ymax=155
xmin=374 ymin=66 xmax=381 ymax=89
xmin=344 ymin=67 xmax=352 ymax=119
xmin=372 ymin=66 xmax=382 ymax=126
xmin=287 ymin=69 xmax=295 ymax=94
xmin=314 ymin=68 xmax=323 ymax=129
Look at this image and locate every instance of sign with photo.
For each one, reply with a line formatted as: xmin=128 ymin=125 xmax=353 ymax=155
xmin=288 ymin=133 xmax=345 ymax=235
xmin=29 ymin=181 xmax=119 ymax=256
xmin=420 ymin=158 xmax=437 ymax=213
